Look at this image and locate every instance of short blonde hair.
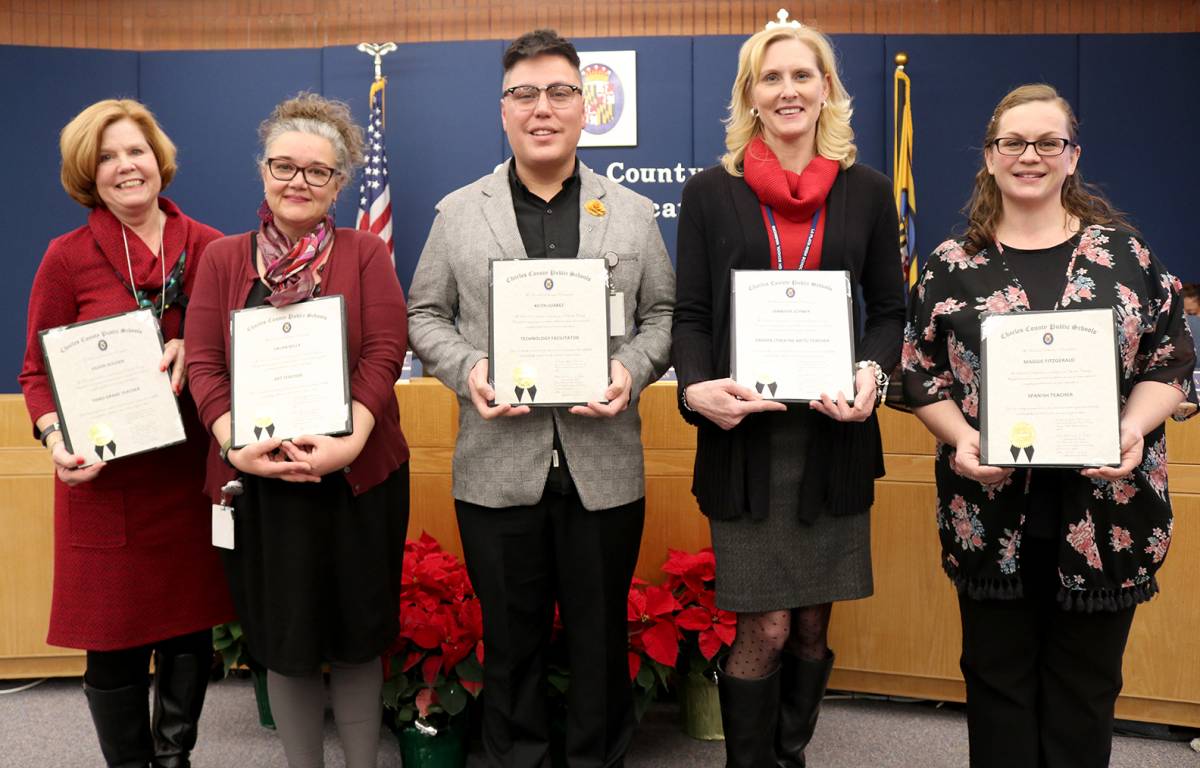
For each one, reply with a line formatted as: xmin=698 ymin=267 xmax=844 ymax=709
xmin=59 ymin=99 xmax=177 ymax=209
xmin=721 ymin=25 xmax=857 ymax=176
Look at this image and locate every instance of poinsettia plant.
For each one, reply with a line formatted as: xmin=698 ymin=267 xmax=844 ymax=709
xmin=661 ymin=548 xmax=737 ymax=679
xmin=381 ymin=533 xmax=484 ymax=732
xmin=626 ymin=577 xmax=678 ymax=717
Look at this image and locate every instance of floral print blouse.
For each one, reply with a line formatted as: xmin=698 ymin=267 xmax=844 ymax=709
xmin=902 ymin=226 xmax=1196 ymax=611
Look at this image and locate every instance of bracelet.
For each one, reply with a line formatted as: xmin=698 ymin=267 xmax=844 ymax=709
xmin=680 ymin=385 xmax=696 ymax=413
xmin=856 ymin=360 xmax=889 ymax=405
xmin=39 ymin=422 xmax=61 ymax=448
xmin=219 ymin=437 xmax=234 ymax=467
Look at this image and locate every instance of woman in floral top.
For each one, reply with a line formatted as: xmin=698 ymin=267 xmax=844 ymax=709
xmin=903 ymin=84 xmax=1196 ymax=768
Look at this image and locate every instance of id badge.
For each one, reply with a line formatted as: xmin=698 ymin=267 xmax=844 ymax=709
xmin=212 ymin=504 xmax=235 ymax=550
xmin=608 ymin=292 xmax=626 ymax=337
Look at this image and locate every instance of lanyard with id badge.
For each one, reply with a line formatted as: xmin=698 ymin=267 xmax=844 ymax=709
xmin=604 ymin=251 xmax=625 ymax=337
xmin=212 ymin=479 xmax=242 ymax=550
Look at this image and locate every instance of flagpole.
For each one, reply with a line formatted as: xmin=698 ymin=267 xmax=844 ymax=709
xmin=357 ymin=42 xmax=397 ymax=128
xmin=893 ymin=51 xmax=917 ymax=290
xmin=356 ymin=42 xmax=398 ymax=262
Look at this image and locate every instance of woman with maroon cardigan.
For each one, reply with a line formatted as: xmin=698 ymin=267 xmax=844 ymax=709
xmin=185 ymin=93 xmax=409 ymax=768
xmin=20 ymin=99 xmax=232 ymax=767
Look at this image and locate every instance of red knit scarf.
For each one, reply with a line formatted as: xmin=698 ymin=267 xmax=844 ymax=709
xmin=743 ymin=135 xmax=838 ymax=270
xmin=89 ymin=197 xmax=186 ymax=291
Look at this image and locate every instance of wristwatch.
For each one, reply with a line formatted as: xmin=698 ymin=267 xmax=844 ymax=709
xmin=856 ymin=360 xmax=889 ymax=404
xmin=219 ymin=437 xmax=235 ymax=467
xmin=680 ymin=385 xmax=696 ymax=413
xmin=39 ymin=422 xmax=61 ymax=447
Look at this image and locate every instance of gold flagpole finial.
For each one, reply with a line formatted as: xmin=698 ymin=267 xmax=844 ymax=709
xmin=357 ymin=42 xmax=397 ymax=82
xmin=894 ymin=52 xmax=909 ymax=69
xmin=765 ymin=9 xmax=803 ymax=30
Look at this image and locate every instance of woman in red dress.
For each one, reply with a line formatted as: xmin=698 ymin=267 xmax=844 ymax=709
xmin=19 ymin=99 xmax=233 ymax=768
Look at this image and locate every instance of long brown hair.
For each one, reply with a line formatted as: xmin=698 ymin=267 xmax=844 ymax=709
xmin=961 ymin=83 xmax=1135 ymax=254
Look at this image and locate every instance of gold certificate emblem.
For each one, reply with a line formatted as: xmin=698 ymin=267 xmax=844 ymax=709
xmin=89 ymin=422 xmax=117 ymax=460
xmin=512 ymin=364 xmax=538 ymax=403
xmin=1009 ymin=421 xmax=1036 ymax=462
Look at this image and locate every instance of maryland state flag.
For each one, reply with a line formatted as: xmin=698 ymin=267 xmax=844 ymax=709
xmin=893 ymin=58 xmax=918 ymax=288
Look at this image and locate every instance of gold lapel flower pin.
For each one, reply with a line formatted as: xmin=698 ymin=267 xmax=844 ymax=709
xmin=584 ymin=199 xmax=607 ymax=217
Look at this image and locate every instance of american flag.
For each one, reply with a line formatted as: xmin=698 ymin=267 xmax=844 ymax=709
xmin=357 ymin=78 xmax=393 ymax=261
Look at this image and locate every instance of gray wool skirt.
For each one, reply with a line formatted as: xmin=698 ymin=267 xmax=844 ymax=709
xmin=709 ymin=408 xmax=874 ymax=613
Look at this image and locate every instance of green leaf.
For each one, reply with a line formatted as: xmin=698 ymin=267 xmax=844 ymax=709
xmin=438 ymin=683 xmax=468 ymax=716
xmin=635 ymin=662 xmax=655 ymax=690
xmin=455 ymin=655 xmax=483 ymax=682
xmin=547 ymin=670 xmax=570 ymax=695
xmin=381 ymin=680 xmax=400 ymax=709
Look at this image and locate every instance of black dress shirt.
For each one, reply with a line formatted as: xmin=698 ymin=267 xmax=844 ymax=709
xmin=508 ymin=160 xmax=582 ymax=494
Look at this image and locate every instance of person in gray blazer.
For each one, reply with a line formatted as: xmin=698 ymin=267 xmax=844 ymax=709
xmin=407 ymin=29 xmax=674 ymax=768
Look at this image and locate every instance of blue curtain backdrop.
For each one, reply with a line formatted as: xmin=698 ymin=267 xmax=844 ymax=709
xmin=4 ymin=34 xmax=1198 ymax=388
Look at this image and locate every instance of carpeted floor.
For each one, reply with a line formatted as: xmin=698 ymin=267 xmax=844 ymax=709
xmin=1 ymin=676 xmax=1196 ymax=766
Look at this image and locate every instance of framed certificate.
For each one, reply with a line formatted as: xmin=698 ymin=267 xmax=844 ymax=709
xmin=489 ymin=257 xmax=611 ymax=406
xmin=39 ymin=308 xmax=186 ymax=466
xmin=230 ymin=295 xmax=351 ymax=448
xmin=730 ymin=270 xmax=856 ymax=401
xmin=980 ymin=308 xmax=1121 ymax=467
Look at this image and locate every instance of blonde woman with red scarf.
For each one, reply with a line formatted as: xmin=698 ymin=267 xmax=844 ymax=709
xmin=186 ymin=94 xmax=409 ymax=768
xmin=20 ymin=99 xmax=233 ymax=768
xmin=671 ymin=23 xmax=905 ymax=767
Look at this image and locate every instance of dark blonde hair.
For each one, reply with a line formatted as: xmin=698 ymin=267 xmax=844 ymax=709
xmin=721 ymin=24 xmax=856 ymax=176
xmin=59 ymin=99 xmax=177 ymax=208
xmin=258 ymin=92 xmax=365 ymax=179
xmin=962 ymin=83 xmax=1134 ymax=255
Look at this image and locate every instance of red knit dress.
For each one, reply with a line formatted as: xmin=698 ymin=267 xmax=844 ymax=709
xmin=19 ymin=197 xmax=235 ymax=650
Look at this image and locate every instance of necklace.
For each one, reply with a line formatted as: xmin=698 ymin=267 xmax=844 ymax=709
xmin=120 ymin=212 xmax=166 ymax=320
xmin=993 ymin=230 xmax=1084 ymax=312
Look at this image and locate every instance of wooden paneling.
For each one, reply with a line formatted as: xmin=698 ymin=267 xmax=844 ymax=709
xmin=3 ymin=0 xmax=1198 ymax=50
xmin=2 ymin=385 xmax=1198 ymax=730
xmin=0 ymin=396 xmax=85 ymax=677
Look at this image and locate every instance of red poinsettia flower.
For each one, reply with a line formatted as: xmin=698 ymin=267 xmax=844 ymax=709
xmin=627 ymin=579 xmax=680 ymax=669
xmin=675 ymin=590 xmax=737 ymax=660
xmin=662 ymin=547 xmax=717 ymax=603
xmin=387 ymin=533 xmax=486 ymax=714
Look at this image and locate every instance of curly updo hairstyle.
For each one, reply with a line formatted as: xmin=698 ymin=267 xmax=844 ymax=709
xmin=257 ymin=92 xmax=365 ymax=179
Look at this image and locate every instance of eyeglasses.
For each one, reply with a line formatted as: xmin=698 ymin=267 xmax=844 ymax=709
xmin=265 ymin=158 xmax=339 ymax=187
xmin=502 ymin=84 xmax=582 ymax=110
xmin=990 ymin=137 xmax=1075 ymax=157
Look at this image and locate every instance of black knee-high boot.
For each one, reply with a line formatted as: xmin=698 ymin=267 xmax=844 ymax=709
xmin=84 ymin=683 xmax=154 ymax=768
xmin=718 ymin=663 xmax=780 ymax=768
xmin=774 ymin=650 xmax=833 ymax=767
xmin=151 ymin=652 xmax=210 ymax=768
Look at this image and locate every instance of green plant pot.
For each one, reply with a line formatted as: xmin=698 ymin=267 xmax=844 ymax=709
xmin=250 ymin=667 xmax=276 ymax=730
xmin=680 ymin=672 xmax=724 ymax=741
xmin=394 ymin=716 xmax=468 ymax=768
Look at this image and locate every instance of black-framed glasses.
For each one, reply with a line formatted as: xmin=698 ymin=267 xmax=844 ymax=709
xmin=265 ymin=158 xmax=339 ymax=187
xmin=502 ymin=83 xmax=582 ymax=110
xmin=990 ymin=137 xmax=1075 ymax=157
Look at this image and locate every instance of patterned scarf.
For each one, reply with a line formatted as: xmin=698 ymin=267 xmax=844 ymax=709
xmin=256 ymin=200 xmax=335 ymax=307
xmin=742 ymin=135 xmax=838 ymax=270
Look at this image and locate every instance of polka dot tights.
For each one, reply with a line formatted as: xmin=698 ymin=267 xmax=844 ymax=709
xmin=724 ymin=602 xmax=832 ymax=679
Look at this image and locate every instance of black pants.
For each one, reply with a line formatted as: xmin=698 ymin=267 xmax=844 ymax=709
xmin=957 ymin=537 xmax=1135 ymax=768
xmin=85 ymin=629 xmax=213 ymax=690
xmin=456 ymin=491 xmax=645 ymax=768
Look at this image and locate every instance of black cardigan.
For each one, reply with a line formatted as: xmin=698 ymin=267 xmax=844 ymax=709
xmin=671 ymin=163 xmax=906 ymax=522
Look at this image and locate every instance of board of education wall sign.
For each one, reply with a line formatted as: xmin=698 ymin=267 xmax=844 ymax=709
xmin=578 ymin=51 xmax=637 ymax=147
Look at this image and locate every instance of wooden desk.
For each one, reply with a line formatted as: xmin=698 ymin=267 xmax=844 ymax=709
xmin=3 ymin=383 xmax=1197 ymax=726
